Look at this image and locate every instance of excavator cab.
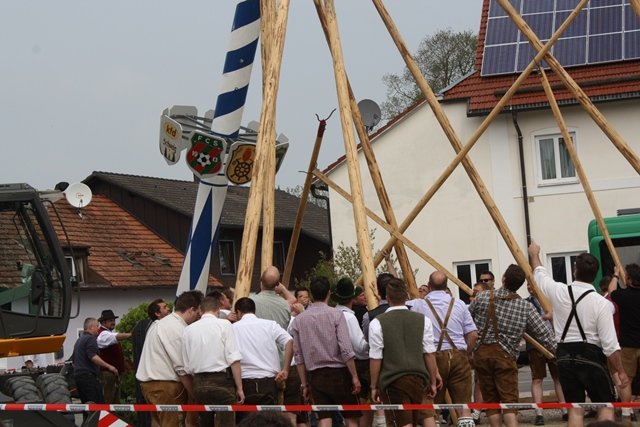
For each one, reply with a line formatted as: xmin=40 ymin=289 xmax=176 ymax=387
xmin=0 ymin=183 xmax=72 ymax=357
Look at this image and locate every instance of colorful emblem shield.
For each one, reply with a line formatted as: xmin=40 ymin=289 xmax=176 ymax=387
xmin=226 ymin=142 xmax=256 ymax=185
xmin=186 ymin=131 xmax=226 ymax=178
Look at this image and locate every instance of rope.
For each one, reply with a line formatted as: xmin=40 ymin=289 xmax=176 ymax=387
xmin=2 ymin=402 xmax=640 ymax=412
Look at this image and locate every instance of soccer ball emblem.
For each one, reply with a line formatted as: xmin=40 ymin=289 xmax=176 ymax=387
xmin=197 ymin=153 xmax=212 ymax=167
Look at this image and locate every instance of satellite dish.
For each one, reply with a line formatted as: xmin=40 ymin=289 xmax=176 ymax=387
xmin=358 ymin=99 xmax=382 ymax=132
xmin=64 ymin=183 xmax=92 ymax=208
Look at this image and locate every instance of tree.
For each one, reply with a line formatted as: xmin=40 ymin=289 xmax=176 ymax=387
xmin=381 ymin=28 xmax=477 ymax=120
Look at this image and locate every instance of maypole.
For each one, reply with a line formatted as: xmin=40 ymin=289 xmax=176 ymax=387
xmin=175 ymin=0 xmax=260 ymax=294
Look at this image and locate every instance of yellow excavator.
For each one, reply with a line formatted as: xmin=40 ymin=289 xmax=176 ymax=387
xmin=0 ymin=183 xmax=78 ymax=426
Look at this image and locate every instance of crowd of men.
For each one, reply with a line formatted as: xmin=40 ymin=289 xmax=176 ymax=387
xmin=70 ymin=242 xmax=640 ymax=427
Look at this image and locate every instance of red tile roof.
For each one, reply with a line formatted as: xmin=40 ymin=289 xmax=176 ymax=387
xmin=50 ymin=195 xmax=219 ymax=288
xmin=441 ymin=0 xmax=640 ymax=114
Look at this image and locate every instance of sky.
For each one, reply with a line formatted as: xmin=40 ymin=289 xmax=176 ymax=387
xmin=1 ymin=1 xmax=482 ymax=191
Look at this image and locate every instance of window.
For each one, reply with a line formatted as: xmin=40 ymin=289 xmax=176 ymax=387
xmin=548 ymin=252 xmax=581 ymax=284
xmin=218 ymin=240 xmax=236 ymax=275
xmin=273 ymin=241 xmax=285 ymax=272
xmin=65 ymin=255 xmax=85 ymax=284
xmin=454 ymin=260 xmax=492 ymax=303
xmin=536 ymin=132 xmax=577 ymax=185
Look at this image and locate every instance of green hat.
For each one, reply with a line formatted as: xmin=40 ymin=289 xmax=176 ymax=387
xmin=331 ymin=277 xmax=363 ymax=304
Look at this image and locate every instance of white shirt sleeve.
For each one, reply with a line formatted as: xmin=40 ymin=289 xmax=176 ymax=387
xmin=344 ymin=312 xmax=369 ymax=356
xmin=368 ymin=318 xmax=384 ymax=359
xmin=273 ymin=323 xmax=293 ymax=349
xmin=422 ymin=317 xmax=437 ymax=354
xmin=96 ymin=329 xmax=118 ymax=348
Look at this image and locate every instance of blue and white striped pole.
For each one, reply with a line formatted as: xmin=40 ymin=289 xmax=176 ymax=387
xmin=177 ymin=0 xmax=260 ymax=295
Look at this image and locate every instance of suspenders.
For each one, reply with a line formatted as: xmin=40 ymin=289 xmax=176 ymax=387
xmin=426 ymin=297 xmax=457 ymax=351
xmin=560 ymin=286 xmax=594 ymax=343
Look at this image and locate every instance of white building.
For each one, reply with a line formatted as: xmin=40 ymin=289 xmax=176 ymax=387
xmin=323 ymin=0 xmax=640 ymax=299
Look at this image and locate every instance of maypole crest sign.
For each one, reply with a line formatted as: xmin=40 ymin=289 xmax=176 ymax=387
xmin=187 ymin=131 xmax=227 ymax=178
xmin=159 ymin=114 xmax=186 ymax=165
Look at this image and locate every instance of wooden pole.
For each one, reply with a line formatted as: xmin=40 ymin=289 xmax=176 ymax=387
xmin=538 ymin=68 xmax=626 ymax=284
xmin=320 ymin=0 xmax=378 ymax=309
xmin=260 ymin=0 xmax=278 ymax=274
xmin=313 ymin=168 xmax=554 ymax=358
xmin=281 ymin=117 xmax=330 ymax=286
xmin=371 ymin=0 xmax=555 ymax=314
xmin=312 ymin=0 xmax=418 ymax=297
xmin=632 ymin=0 xmax=640 ymax=18
xmin=361 ymin=0 xmax=588 ymax=285
xmin=235 ymin=0 xmax=290 ymax=299
xmin=497 ymin=0 xmax=640 ymax=175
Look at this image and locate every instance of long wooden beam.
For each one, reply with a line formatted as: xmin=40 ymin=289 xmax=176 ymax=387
xmin=632 ymin=0 xmax=640 ymax=18
xmin=282 ymin=118 xmax=329 ymax=286
xmin=260 ymin=0 xmax=278 ymax=273
xmin=538 ymin=68 xmax=626 ymax=284
xmin=313 ymin=0 xmax=417 ymax=296
xmin=235 ymin=0 xmax=290 ymax=298
xmin=321 ymin=0 xmax=377 ymax=309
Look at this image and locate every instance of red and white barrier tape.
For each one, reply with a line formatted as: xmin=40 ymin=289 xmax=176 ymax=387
xmin=1 ymin=402 xmax=640 ymax=412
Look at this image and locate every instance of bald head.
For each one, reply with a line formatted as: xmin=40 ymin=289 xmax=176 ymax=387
xmin=428 ymin=271 xmax=448 ymax=291
xmin=260 ymin=266 xmax=281 ymax=290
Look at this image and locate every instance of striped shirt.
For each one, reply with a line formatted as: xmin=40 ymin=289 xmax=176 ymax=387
xmin=291 ymin=302 xmax=355 ymax=371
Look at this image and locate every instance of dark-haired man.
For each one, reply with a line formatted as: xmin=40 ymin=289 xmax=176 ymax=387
xmin=136 ymin=290 xmax=203 ymax=427
xmin=184 ymin=295 xmax=243 ymax=427
xmin=369 ymin=277 xmax=442 ymax=427
xmin=291 ymin=276 xmax=361 ymax=427
xmin=529 ymin=242 xmax=627 ymax=427
xmin=233 ymin=297 xmax=293 ymax=423
xmin=478 ymin=271 xmax=495 ymax=290
xmin=131 ymin=298 xmax=170 ymax=427
xmin=469 ymin=264 xmax=555 ymax=427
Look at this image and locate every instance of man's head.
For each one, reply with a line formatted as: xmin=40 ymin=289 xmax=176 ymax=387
xmin=479 ymin=271 xmax=495 ymax=289
xmin=83 ymin=317 xmax=100 ymax=336
xmin=502 ymin=264 xmax=526 ymax=292
xmin=471 ymin=282 xmax=488 ymax=302
xmin=385 ymin=277 xmax=409 ymax=306
xmin=376 ymin=273 xmax=395 ymax=300
xmin=234 ymin=297 xmax=256 ymax=320
xmin=98 ymin=309 xmax=118 ymax=330
xmin=598 ymin=275 xmax=612 ymax=295
xmin=148 ymin=299 xmax=170 ymax=321
xmin=260 ymin=266 xmax=281 ymax=291
xmin=295 ymin=288 xmax=310 ymax=307
xmin=200 ymin=295 xmax=220 ymax=316
xmin=626 ymin=264 xmax=640 ymax=288
xmin=175 ymin=290 xmax=204 ymax=324
xmin=573 ymin=253 xmax=599 ymax=283
xmin=418 ymin=284 xmax=429 ymax=299
xmin=428 ymin=271 xmax=448 ymax=291
xmin=331 ymin=277 xmax=362 ymax=307
xmin=309 ymin=276 xmax=331 ymax=302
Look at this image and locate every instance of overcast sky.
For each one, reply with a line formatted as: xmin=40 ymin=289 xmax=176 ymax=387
xmin=1 ymin=1 xmax=482 ymax=191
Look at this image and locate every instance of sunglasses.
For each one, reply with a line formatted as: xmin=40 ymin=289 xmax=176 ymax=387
xmin=479 ymin=279 xmax=492 ymax=283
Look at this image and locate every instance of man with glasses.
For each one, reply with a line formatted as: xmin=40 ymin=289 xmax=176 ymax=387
xmin=478 ymin=271 xmax=495 ymax=289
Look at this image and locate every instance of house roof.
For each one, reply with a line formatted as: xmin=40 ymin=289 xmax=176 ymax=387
xmin=84 ymin=171 xmax=330 ymax=244
xmin=50 ymin=194 xmax=207 ymax=288
xmin=441 ymin=0 xmax=640 ymax=115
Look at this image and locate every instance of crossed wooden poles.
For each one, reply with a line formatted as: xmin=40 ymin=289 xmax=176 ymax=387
xmin=235 ymin=0 xmax=640 ymax=357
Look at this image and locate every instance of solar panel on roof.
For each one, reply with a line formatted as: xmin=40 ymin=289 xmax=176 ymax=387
xmin=482 ymin=0 xmax=640 ymax=76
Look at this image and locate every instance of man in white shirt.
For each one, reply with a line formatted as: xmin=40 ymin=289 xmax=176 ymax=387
xmin=529 ymin=242 xmax=629 ymax=426
xmin=136 ymin=290 xmax=203 ymax=427
xmin=96 ymin=309 xmax=131 ymax=403
xmin=183 ymin=295 xmax=244 ymax=427
xmin=233 ymin=297 xmax=293 ymax=423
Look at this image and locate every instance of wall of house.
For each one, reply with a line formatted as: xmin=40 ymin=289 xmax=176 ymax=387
xmin=326 ymin=98 xmax=640 ymax=293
